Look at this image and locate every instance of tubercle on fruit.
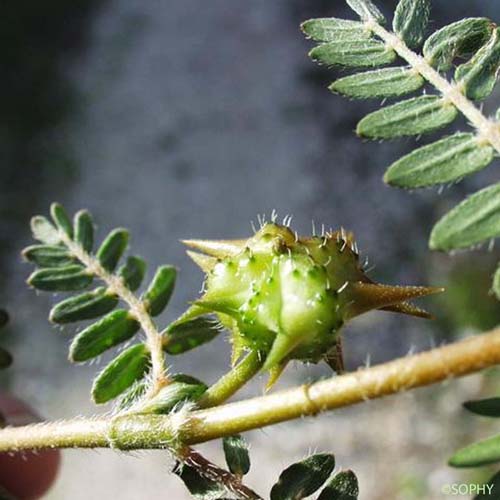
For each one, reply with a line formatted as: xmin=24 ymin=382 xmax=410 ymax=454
xmin=182 ymin=223 xmax=443 ymax=385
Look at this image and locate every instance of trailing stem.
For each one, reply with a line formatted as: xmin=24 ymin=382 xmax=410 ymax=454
xmin=59 ymin=231 xmax=169 ymax=396
xmin=2 ymin=325 xmax=500 ymax=451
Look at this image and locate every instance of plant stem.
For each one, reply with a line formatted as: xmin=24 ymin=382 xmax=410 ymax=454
xmin=60 ymin=232 xmax=169 ymax=394
xmin=366 ymin=20 xmax=500 ymax=152
xmin=198 ymin=350 xmax=265 ymax=408
xmin=2 ymin=326 xmax=500 ymax=451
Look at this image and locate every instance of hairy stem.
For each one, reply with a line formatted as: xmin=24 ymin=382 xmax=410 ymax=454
xmin=366 ymin=20 xmax=500 ymax=152
xmin=60 ymin=232 xmax=169 ymax=395
xmin=2 ymin=326 xmax=500 ymax=451
xmin=198 ymin=350 xmax=265 ymax=408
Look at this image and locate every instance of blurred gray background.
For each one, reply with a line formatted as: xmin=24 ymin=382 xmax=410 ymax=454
xmin=0 ymin=1 xmax=499 ymax=498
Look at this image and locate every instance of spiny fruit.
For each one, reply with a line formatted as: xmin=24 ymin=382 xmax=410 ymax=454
xmin=182 ymin=223 xmax=442 ymax=384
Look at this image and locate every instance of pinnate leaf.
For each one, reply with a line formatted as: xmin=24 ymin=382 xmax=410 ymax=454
xmin=310 ymin=40 xmax=395 ymax=68
xmin=163 ymin=317 xmax=220 ymax=355
xmin=330 ymin=67 xmax=424 ymax=99
xmin=318 ymin=470 xmax=359 ymax=500
xmin=424 ymin=18 xmax=495 ymax=71
xmin=430 ymin=183 xmax=500 ymax=251
xmin=357 ymin=95 xmax=457 ymax=139
xmin=223 ymin=435 xmax=250 ymax=476
xmin=301 ymin=18 xmax=372 ymax=43
xmin=393 ymin=0 xmax=430 ymax=49
xmin=143 ymin=265 xmax=176 ymax=316
xmin=270 ymin=453 xmax=336 ymax=500
xmin=28 ymin=265 xmax=92 ymax=291
xmin=97 ymin=228 xmax=129 ymax=272
xmin=92 ymin=343 xmax=150 ymax=404
xmin=384 ymin=133 xmax=494 ymax=188
xmin=70 ymin=310 xmax=140 ymax=362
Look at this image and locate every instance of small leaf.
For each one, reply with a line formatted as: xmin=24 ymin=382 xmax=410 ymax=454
xmin=92 ymin=343 xmax=150 ymax=404
xmin=119 ymin=256 xmax=147 ymax=292
xmin=164 ymin=317 xmax=220 ymax=355
xmin=301 ymin=18 xmax=372 ymax=43
xmin=97 ymin=229 xmax=129 ymax=272
xmin=0 ymin=348 xmax=12 ymax=370
xmin=50 ymin=287 xmax=118 ymax=324
xmin=30 ymin=216 xmax=61 ymax=245
xmin=346 ymin=0 xmax=385 ymax=24
xmin=450 ymin=433 xmax=500 ymax=467
xmin=475 ymin=471 xmax=500 ymax=500
xmin=174 ymin=462 xmax=226 ymax=500
xmin=384 ymin=133 xmax=494 ymax=188
xmin=494 ymin=264 xmax=500 ymax=301
xmin=74 ymin=210 xmax=94 ymax=253
xmin=464 ymin=398 xmax=500 ymax=418
xmin=430 ymin=182 xmax=500 ymax=251
xmin=70 ymin=310 xmax=140 ymax=362
xmin=133 ymin=374 xmax=207 ymax=414
xmin=310 ymin=40 xmax=396 ymax=68
xmin=424 ymin=18 xmax=495 ymax=71
xmin=143 ymin=265 xmax=176 ymax=316
xmin=28 ymin=265 xmax=92 ymax=291
xmin=22 ymin=245 xmax=74 ymax=268
xmin=223 ymin=435 xmax=250 ymax=476
xmin=318 ymin=470 xmax=359 ymax=500
xmin=270 ymin=453 xmax=336 ymax=500
xmin=456 ymin=27 xmax=500 ymax=101
xmin=357 ymin=95 xmax=458 ymax=139
xmin=0 ymin=310 xmax=8 ymax=329
xmin=393 ymin=0 xmax=430 ymax=49
xmin=50 ymin=203 xmax=73 ymax=238
xmin=330 ymin=67 xmax=424 ymax=99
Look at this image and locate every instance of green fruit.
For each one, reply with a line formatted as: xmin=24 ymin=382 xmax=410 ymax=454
xmin=183 ymin=223 xmax=442 ymax=382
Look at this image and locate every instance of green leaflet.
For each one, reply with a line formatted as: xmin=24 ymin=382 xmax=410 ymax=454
xmin=133 ymin=374 xmax=207 ymax=414
xmin=143 ymin=265 xmax=176 ymax=316
xmin=50 ymin=203 xmax=73 ymax=238
xmin=424 ymin=18 xmax=495 ymax=71
xmin=74 ymin=210 xmax=94 ymax=253
xmin=430 ymin=182 xmax=500 ymax=251
xmin=31 ymin=216 xmax=61 ymax=245
xmin=270 ymin=454 xmax=336 ymax=500
xmin=330 ymin=67 xmax=424 ymax=99
xmin=223 ymin=435 xmax=251 ymax=476
xmin=317 ymin=470 xmax=359 ymax=500
xmin=50 ymin=287 xmax=119 ymax=324
xmin=97 ymin=228 xmax=129 ymax=272
xmin=28 ymin=265 xmax=92 ymax=292
xmin=464 ymin=398 xmax=500 ymax=418
xmin=476 ymin=471 xmax=500 ymax=500
xmin=450 ymin=433 xmax=500 ymax=467
xmin=119 ymin=256 xmax=147 ymax=292
xmin=92 ymin=343 xmax=150 ymax=404
xmin=70 ymin=309 xmax=140 ymax=362
xmin=164 ymin=317 xmax=220 ymax=355
xmin=310 ymin=40 xmax=396 ymax=68
xmin=22 ymin=245 xmax=74 ymax=268
xmin=346 ymin=0 xmax=385 ymax=24
xmin=494 ymin=264 xmax=500 ymax=301
xmin=357 ymin=95 xmax=458 ymax=139
xmin=174 ymin=462 xmax=227 ymax=500
xmin=393 ymin=0 xmax=430 ymax=49
xmin=456 ymin=27 xmax=500 ymax=101
xmin=301 ymin=18 xmax=372 ymax=43
xmin=384 ymin=133 xmax=494 ymax=188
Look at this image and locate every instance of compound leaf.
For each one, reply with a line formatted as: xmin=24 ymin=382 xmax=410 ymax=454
xmin=330 ymin=67 xmax=424 ymax=99
xmin=357 ymin=95 xmax=458 ymax=139
xmin=384 ymin=133 xmax=494 ymax=188
xmin=92 ymin=343 xmax=150 ymax=404
xmin=430 ymin=182 xmax=500 ymax=251
xmin=393 ymin=0 xmax=430 ymax=49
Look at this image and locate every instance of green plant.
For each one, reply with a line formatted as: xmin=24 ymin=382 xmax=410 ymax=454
xmin=302 ymin=0 xmax=500 ymax=299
